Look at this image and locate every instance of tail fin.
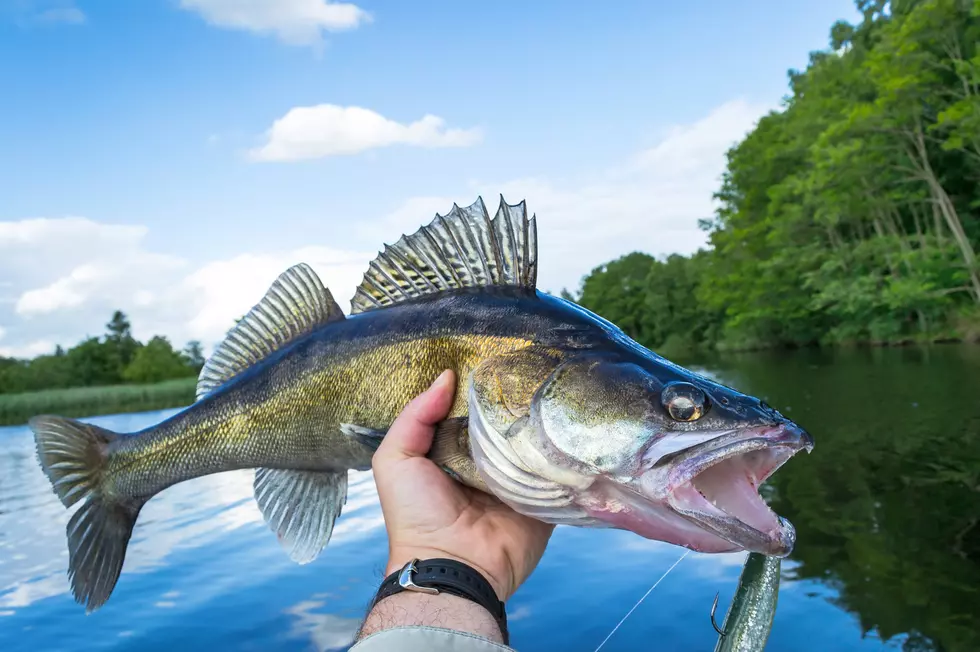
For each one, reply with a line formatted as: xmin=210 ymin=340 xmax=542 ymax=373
xmin=30 ymin=415 xmax=143 ymax=612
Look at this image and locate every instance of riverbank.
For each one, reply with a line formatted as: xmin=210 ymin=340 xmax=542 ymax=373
xmin=643 ymin=332 xmax=980 ymax=370
xmin=3 ymin=335 xmax=977 ymax=427
xmin=637 ymin=309 xmax=980 ymax=361
xmin=712 ymin=333 xmax=980 ymax=355
xmin=0 ymin=377 xmax=196 ymax=427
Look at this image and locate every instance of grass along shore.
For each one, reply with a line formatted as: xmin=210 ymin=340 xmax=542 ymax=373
xmin=0 ymin=377 xmax=197 ymax=427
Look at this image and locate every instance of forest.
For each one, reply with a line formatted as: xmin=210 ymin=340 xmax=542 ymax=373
xmin=0 ymin=311 xmax=204 ymax=394
xmin=572 ymin=0 xmax=980 ymax=355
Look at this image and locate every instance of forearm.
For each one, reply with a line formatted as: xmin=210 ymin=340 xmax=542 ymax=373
xmin=357 ymin=591 xmax=505 ymax=643
xmin=356 ymin=550 xmax=509 ymax=645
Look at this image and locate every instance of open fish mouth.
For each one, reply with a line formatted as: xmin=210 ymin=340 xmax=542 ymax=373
xmin=642 ymin=424 xmax=814 ymax=556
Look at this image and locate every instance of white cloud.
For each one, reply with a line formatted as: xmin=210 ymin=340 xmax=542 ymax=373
xmin=0 ymin=214 xmax=373 ymax=356
xmin=2 ymin=1 xmax=85 ymax=26
xmin=180 ymin=247 xmax=372 ymax=341
xmin=0 ymin=218 xmax=190 ymax=349
xmin=0 ymin=218 xmax=183 ymax=355
xmin=15 ymin=254 xmax=187 ymax=317
xmin=179 ymin=0 xmax=370 ymax=46
xmin=35 ymin=5 xmax=85 ymax=23
xmin=250 ymin=104 xmax=482 ymax=162
xmin=0 ymin=340 xmax=56 ymax=359
xmin=0 ymin=99 xmax=770 ymax=358
xmin=0 ymin=327 xmax=42 ymax=360
xmin=0 ymin=216 xmax=138 ymax=246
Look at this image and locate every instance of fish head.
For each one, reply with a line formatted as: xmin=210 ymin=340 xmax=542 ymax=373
xmin=467 ymin=350 xmax=813 ymax=557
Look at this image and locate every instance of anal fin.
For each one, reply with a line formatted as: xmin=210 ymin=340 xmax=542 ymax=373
xmin=253 ymin=468 xmax=347 ymax=564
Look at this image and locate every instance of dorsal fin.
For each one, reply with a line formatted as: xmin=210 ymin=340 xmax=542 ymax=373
xmin=196 ymin=263 xmax=344 ymax=400
xmin=349 ymin=195 xmax=538 ymax=314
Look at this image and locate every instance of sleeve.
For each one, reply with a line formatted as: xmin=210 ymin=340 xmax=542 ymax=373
xmin=350 ymin=626 xmax=518 ymax=651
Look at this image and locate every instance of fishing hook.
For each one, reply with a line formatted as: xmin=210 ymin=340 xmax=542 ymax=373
xmin=710 ymin=592 xmax=726 ymax=636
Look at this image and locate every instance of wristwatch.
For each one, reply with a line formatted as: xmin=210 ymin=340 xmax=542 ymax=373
xmin=370 ymin=557 xmax=509 ymax=644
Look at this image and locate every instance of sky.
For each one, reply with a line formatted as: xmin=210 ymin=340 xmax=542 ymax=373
xmin=0 ymin=0 xmax=861 ymax=358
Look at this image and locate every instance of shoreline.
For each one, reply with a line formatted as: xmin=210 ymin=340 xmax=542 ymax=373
xmin=3 ymin=340 xmax=978 ymax=427
xmin=0 ymin=377 xmax=197 ymax=427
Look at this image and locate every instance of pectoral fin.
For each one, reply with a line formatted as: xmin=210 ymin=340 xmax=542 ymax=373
xmin=428 ymin=417 xmax=489 ymax=493
xmin=253 ymin=468 xmax=347 ymax=564
xmin=340 ymin=423 xmax=386 ymax=452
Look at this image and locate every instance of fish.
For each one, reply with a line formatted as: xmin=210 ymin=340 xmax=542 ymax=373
xmin=712 ymin=553 xmax=782 ymax=652
xmin=29 ymin=195 xmax=814 ymax=612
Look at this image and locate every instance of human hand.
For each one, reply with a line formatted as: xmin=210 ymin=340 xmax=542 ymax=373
xmin=371 ymin=369 xmax=555 ymax=602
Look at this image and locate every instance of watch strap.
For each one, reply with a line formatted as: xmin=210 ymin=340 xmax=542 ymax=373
xmin=371 ymin=558 xmax=509 ymax=644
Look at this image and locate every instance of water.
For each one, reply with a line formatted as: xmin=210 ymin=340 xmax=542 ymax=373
xmin=1 ymin=345 xmax=978 ymax=651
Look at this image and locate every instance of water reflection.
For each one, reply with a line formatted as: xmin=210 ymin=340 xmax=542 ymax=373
xmin=0 ymin=345 xmax=977 ymax=651
xmin=700 ymin=345 xmax=980 ymax=652
xmin=284 ymin=598 xmax=361 ymax=651
xmin=0 ymin=409 xmax=387 ymax=620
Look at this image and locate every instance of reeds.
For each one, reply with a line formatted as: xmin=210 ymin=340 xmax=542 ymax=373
xmin=0 ymin=377 xmax=197 ymax=426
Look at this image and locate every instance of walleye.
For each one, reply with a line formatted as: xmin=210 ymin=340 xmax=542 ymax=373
xmin=30 ymin=196 xmax=813 ymax=612
xmin=712 ymin=553 xmax=782 ymax=652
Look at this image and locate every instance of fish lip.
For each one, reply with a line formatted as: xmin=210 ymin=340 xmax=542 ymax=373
xmin=653 ymin=422 xmax=812 ymax=484
xmin=639 ymin=422 xmax=812 ymax=556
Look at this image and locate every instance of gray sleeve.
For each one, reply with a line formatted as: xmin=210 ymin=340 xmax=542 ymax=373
xmin=350 ymin=626 xmax=517 ymax=651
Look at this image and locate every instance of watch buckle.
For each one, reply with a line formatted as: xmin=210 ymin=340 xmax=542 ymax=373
xmin=398 ymin=558 xmax=440 ymax=595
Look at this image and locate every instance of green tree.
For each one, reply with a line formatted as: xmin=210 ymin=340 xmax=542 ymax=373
xmin=67 ymin=337 xmax=121 ymax=386
xmin=181 ymin=341 xmax=206 ymax=372
xmin=105 ymin=310 xmax=141 ymax=372
xmin=573 ymin=0 xmax=980 ymax=352
xmin=123 ymin=336 xmax=195 ymax=384
xmin=0 ymin=312 xmax=208 ymax=393
xmin=577 ymin=252 xmax=657 ymax=346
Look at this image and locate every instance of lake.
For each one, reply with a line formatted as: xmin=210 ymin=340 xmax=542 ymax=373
xmin=1 ymin=345 xmax=978 ymax=651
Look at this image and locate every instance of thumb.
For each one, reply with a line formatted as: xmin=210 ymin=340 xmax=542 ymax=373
xmin=374 ymin=369 xmax=457 ymax=466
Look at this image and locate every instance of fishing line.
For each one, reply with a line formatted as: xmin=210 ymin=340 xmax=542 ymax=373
xmin=592 ymin=549 xmax=690 ymax=652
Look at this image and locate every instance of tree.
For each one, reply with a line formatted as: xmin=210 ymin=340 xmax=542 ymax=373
xmin=181 ymin=341 xmax=206 ymax=372
xmin=575 ymin=0 xmax=980 ymax=351
xmin=0 ymin=312 xmax=204 ymax=393
xmin=858 ymin=0 xmax=980 ymax=302
xmin=67 ymin=337 xmax=121 ymax=386
xmin=123 ymin=336 xmax=194 ymax=384
xmin=105 ymin=310 xmax=141 ymax=371
xmin=577 ymin=253 xmax=657 ymax=346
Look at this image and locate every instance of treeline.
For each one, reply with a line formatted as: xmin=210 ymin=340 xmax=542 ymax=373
xmin=573 ymin=0 xmax=980 ymax=353
xmin=0 ymin=311 xmax=205 ymax=394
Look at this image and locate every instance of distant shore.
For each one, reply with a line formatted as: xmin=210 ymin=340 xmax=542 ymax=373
xmin=0 ymin=377 xmax=196 ymax=427
xmin=3 ymin=338 xmax=978 ymax=427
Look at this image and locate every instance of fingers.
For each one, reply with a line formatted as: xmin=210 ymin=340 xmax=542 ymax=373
xmin=374 ymin=369 xmax=457 ymax=466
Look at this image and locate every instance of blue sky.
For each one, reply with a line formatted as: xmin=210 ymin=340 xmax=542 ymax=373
xmin=0 ymin=0 xmax=860 ymax=357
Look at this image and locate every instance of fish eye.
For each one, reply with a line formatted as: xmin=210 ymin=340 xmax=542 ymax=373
xmin=661 ymin=383 xmax=708 ymax=422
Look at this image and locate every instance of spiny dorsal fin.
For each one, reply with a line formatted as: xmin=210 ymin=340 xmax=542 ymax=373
xmin=350 ymin=195 xmax=538 ymax=314
xmin=197 ymin=263 xmax=344 ymax=400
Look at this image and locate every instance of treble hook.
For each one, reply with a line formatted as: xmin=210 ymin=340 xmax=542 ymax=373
xmin=710 ymin=592 xmax=726 ymax=636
